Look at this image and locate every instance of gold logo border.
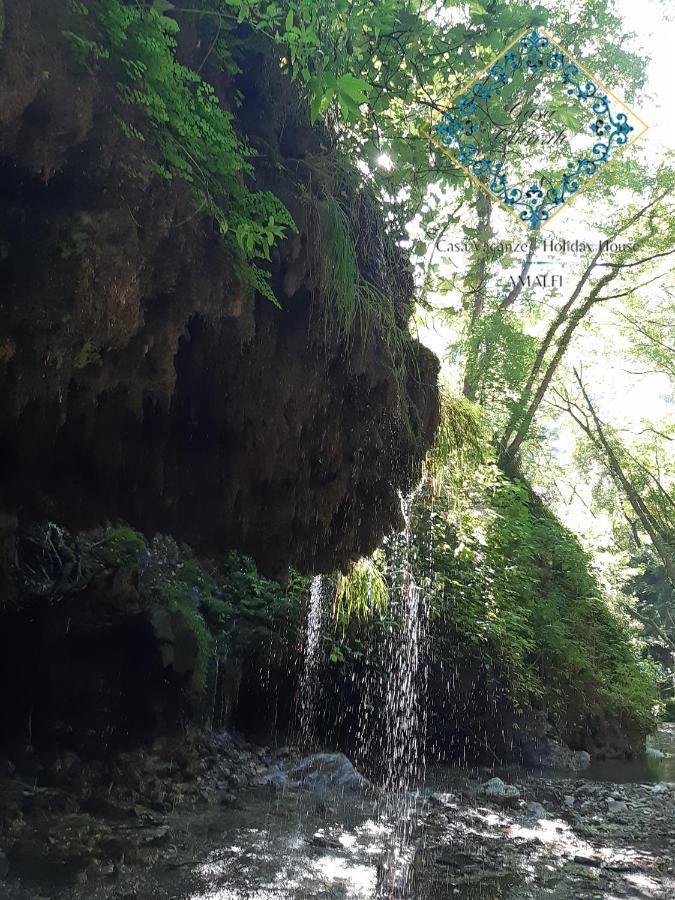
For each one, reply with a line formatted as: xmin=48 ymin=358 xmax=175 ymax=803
xmin=419 ymin=28 xmax=649 ymax=229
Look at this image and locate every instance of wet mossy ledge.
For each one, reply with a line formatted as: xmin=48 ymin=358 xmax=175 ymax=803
xmin=0 ymin=0 xmax=439 ymax=576
xmin=0 ymin=522 xmax=308 ymax=753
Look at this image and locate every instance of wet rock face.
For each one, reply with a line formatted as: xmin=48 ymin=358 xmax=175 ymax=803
xmin=0 ymin=0 xmax=438 ymax=576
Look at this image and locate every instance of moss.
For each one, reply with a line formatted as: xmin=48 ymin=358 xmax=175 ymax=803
xmin=73 ymin=340 xmax=102 ymax=369
xmin=130 ymin=538 xmax=308 ymax=694
xmin=91 ymin=526 xmax=148 ymax=569
xmin=171 ymin=603 xmax=213 ymax=695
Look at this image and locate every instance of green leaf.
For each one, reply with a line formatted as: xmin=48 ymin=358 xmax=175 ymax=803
xmin=552 ymin=105 xmax=584 ymax=130
xmin=284 ymin=8 xmax=294 ymax=31
xmin=336 ymin=73 xmax=369 ymax=105
xmin=310 ymin=90 xmax=322 ymax=125
xmin=152 ymin=0 xmax=175 ymax=13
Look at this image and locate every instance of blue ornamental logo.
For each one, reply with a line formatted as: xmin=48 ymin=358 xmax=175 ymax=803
xmin=423 ymin=29 xmax=647 ymax=228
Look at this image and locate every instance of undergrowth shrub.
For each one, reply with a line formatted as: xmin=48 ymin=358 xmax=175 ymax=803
xmin=415 ymin=461 xmax=659 ymax=737
xmin=318 ymin=393 xmax=658 ymax=745
xmin=141 ymin=539 xmax=308 ymax=692
xmin=72 ymin=526 xmax=309 ymax=695
xmin=315 ymin=190 xmax=417 ymax=408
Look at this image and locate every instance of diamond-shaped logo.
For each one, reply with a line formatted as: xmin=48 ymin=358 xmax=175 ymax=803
xmin=422 ymin=29 xmax=648 ymax=228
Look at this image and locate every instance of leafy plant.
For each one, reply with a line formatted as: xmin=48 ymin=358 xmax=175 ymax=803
xmin=65 ymin=0 xmax=297 ymax=304
xmin=333 ymin=555 xmax=389 ymax=625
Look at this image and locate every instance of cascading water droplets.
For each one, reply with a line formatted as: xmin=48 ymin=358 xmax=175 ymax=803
xmin=375 ymin=485 xmax=431 ymax=897
xmin=299 ymin=574 xmax=324 ymax=747
xmin=383 ymin=487 xmax=429 ymax=796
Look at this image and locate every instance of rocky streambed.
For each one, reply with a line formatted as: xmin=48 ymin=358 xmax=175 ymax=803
xmin=0 ymin=728 xmax=674 ymax=899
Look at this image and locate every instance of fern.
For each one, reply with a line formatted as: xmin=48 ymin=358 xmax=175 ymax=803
xmin=66 ymin=1 xmax=297 ymax=305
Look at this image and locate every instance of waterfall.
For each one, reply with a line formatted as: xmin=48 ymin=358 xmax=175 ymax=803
xmin=299 ymin=574 xmax=324 ymax=747
xmin=295 ymin=497 xmax=430 ymax=895
xmin=376 ymin=487 xmax=430 ymax=897
xmin=383 ymin=487 xmax=429 ymax=795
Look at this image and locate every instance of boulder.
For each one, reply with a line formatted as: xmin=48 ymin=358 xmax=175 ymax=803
xmin=288 ymin=753 xmax=370 ymax=795
xmin=525 ymin=801 xmax=547 ymax=819
xmin=520 ymin=735 xmax=591 ymax=771
xmin=650 ymin=782 xmax=673 ymax=794
xmin=481 ymin=777 xmax=521 ymax=806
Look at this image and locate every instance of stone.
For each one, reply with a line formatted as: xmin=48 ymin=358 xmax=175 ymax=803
xmin=574 ymin=853 xmax=601 ymax=867
xmin=254 ymin=766 xmax=288 ymax=788
xmin=274 ymin=746 xmax=292 ymax=759
xmin=289 ymin=753 xmax=370 ymax=795
xmin=651 ymin=783 xmax=672 ymax=794
xmin=429 ymin=791 xmax=457 ymax=806
xmin=607 ymin=799 xmax=628 ymax=814
xmin=521 ymin=736 xmax=591 ymax=771
xmin=574 ymin=751 xmax=592 ymax=770
xmin=481 ymin=777 xmax=521 ymax=805
xmin=143 ymin=826 xmax=171 ymax=847
xmin=309 ymin=833 xmax=342 ymax=850
xmin=525 ymin=801 xmax=547 ymax=819
xmin=83 ymin=796 xmax=135 ymax=819
xmin=228 ymin=772 xmax=246 ymax=789
xmin=217 ymin=791 xmax=242 ymax=808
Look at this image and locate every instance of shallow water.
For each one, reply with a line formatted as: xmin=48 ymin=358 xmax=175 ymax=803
xmin=426 ymin=724 xmax=675 ymax=788
xmin=4 ymin=729 xmax=674 ymax=899
xmin=583 ymin=723 xmax=675 ymax=784
xmin=152 ymin=727 xmax=675 ymax=900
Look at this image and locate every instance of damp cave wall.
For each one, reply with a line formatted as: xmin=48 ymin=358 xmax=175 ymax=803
xmin=0 ymin=0 xmax=439 ymax=750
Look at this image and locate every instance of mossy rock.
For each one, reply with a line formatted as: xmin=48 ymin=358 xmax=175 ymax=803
xmin=92 ymin=526 xmax=148 ymax=569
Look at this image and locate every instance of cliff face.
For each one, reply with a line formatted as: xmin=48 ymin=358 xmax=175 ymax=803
xmin=0 ymin=0 xmax=438 ymax=575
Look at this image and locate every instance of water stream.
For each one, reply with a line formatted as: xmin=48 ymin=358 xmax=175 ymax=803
xmin=382 ymin=490 xmax=429 ymax=797
xmin=299 ymin=575 xmax=325 ymax=748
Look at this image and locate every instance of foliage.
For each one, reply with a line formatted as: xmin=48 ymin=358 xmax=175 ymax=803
xmin=62 ymin=526 xmax=309 ymax=694
xmin=424 ymin=387 xmax=486 ymax=496
xmin=316 ymin=192 xmax=414 ymax=393
xmin=53 ymin=0 xmax=669 ymax=746
xmin=313 ymin=386 xmax=658 ymax=739
xmin=465 ymin=312 xmax=539 ymax=418
xmin=417 ymin=460 xmax=659 ymax=734
xmin=65 ymin=0 xmax=297 ymax=304
xmin=216 ymin=552 xmax=309 ymax=658
xmin=141 ymin=539 xmax=309 ymax=688
xmin=190 ymin=0 xmax=646 ymax=242
xmin=90 ymin=524 xmax=149 ymax=569
xmin=333 ymin=555 xmax=389 ymax=626
xmin=559 ymin=370 xmax=675 ymax=587
xmin=625 ymin=551 xmax=675 ymax=703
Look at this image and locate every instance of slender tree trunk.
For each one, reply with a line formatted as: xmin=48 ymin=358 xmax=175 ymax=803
xmin=498 ymin=188 xmax=670 ymax=464
xmin=462 ymin=199 xmax=492 ymax=401
xmin=574 ymin=372 xmax=675 ymax=588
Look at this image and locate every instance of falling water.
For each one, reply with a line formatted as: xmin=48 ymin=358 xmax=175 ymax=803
xmin=299 ymin=574 xmax=324 ymax=747
xmin=375 ymin=486 xmax=431 ymax=896
xmin=297 ymin=493 xmax=431 ymax=896
xmin=382 ymin=488 xmax=429 ymax=796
